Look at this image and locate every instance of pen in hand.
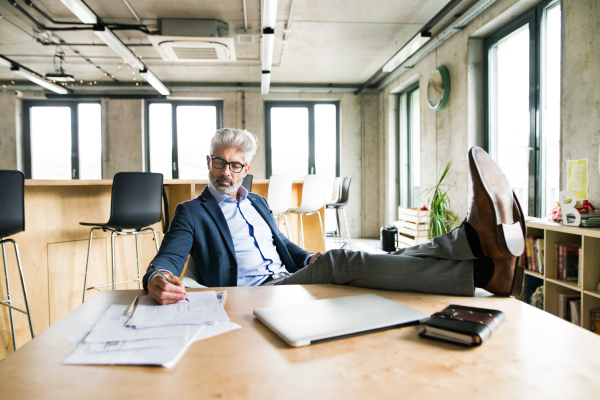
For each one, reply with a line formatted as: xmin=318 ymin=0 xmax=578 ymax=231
xmin=150 ymin=265 xmax=189 ymax=302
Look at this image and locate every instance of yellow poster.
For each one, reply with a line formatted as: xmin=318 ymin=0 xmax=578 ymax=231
xmin=567 ymin=159 xmax=588 ymax=199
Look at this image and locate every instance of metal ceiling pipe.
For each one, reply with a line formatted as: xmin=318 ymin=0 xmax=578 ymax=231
xmin=375 ymin=0 xmax=499 ymax=90
xmin=242 ymin=0 xmax=248 ymax=32
xmin=121 ymin=0 xmax=142 ymax=24
xmin=278 ymin=0 xmax=295 ymax=66
xmin=4 ymin=84 xmax=381 ymax=93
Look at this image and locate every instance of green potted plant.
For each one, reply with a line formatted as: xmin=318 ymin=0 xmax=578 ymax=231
xmin=421 ymin=161 xmax=458 ymax=240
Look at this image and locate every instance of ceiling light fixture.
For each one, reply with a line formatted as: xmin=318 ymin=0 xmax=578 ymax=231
xmin=261 ymin=72 xmax=270 ymax=95
xmin=93 ymin=26 xmax=145 ymax=70
xmin=140 ymin=69 xmax=170 ymax=96
xmin=261 ymin=30 xmax=274 ymax=71
xmin=12 ymin=68 xmax=69 ymax=94
xmin=0 ymin=56 xmax=13 ymax=68
xmin=59 ymin=0 xmax=98 ymax=24
xmin=262 ymin=0 xmax=278 ymax=29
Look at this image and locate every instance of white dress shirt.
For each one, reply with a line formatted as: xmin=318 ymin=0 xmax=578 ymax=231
xmin=207 ymin=184 xmax=290 ymax=286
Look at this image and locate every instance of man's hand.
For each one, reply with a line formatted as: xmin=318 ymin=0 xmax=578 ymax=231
xmin=148 ymin=272 xmax=187 ymax=305
xmin=309 ymin=252 xmax=323 ymax=265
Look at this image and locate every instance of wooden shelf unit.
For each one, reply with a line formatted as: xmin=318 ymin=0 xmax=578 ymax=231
xmin=520 ymin=220 xmax=600 ymax=333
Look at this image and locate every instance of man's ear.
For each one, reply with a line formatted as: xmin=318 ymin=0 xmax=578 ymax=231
xmin=245 ymin=164 xmax=251 ymax=175
xmin=206 ymin=155 xmax=211 ymax=169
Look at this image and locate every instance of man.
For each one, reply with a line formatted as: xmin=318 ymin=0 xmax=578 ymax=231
xmin=145 ymin=128 xmax=525 ymax=305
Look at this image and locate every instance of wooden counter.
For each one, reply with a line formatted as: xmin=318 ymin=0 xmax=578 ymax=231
xmin=0 ymin=179 xmax=325 ymax=359
xmin=2 ymin=285 xmax=600 ymax=399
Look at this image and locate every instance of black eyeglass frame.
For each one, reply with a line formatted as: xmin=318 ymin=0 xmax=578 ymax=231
xmin=210 ymin=156 xmax=247 ymax=173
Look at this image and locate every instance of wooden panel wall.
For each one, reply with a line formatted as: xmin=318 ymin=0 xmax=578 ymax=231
xmin=0 ymin=180 xmax=324 ymax=360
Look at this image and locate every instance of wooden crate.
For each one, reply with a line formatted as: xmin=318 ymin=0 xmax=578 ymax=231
xmin=396 ymin=207 xmax=430 ymax=247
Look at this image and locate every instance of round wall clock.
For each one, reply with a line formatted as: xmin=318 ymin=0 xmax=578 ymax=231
xmin=427 ymin=65 xmax=450 ymax=112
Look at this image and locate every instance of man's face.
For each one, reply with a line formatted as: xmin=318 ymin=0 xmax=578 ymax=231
xmin=207 ymin=146 xmax=251 ymax=195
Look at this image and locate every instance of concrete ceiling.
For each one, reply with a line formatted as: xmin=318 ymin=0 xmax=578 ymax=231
xmin=0 ymin=0 xmax=474 ymax=86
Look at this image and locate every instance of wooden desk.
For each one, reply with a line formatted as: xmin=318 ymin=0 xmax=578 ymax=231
xmin=1 ymin=285 xmax=600 ymax=399
xmin=0 ymin=179 xmax=325 ymax=359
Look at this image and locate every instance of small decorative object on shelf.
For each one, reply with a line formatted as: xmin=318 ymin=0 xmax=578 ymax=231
xmin=396 ymin=206 xmax=430 ymax=247
xmin=549 ymin=193 xmax=597 ymax=226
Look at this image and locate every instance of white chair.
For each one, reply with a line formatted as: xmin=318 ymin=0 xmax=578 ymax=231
xmin=286 ymin=175 xmax=327 ymax=250
xmin=329 ymin=177 xmax=343 ymax=203
xmin=267 ymin=175 xmax=294 ymax=238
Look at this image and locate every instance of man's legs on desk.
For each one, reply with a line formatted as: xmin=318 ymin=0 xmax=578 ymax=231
xmin=263 ymin=223 xmax=479 ymax=296
xmin=264 ymin=146 xmax=526 ymax=297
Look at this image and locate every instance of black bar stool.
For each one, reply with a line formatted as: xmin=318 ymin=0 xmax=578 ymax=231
xmin=80 ymin=172 xmax=163 ymax=302
xmin=0 ymin=170 xmax=35 ymax=351
xmin=326 ymin=176 xmax=352 ymax=249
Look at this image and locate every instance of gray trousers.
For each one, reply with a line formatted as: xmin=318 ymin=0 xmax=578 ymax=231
xmin=262 ymin=225 xmax=477 ymax=296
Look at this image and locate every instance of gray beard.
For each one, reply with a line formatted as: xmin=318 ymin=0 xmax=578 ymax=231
xmin=209 ymin=170 xmax=244 ymax=195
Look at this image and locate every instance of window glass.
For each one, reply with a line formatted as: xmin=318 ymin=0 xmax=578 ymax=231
xmin=541 ymin=2 xmax=561 ymax=216
xmin=410 ymin=89 xmax=421 ymax=207
xmin=148 ymin=103 xmax=173 ymax=179
xmin=270 ymin=107 xmax=309 ymax=180
xmin=398 ymin=93 xmax=408 ymax=208
xmin=30 ymin=106 xmax=72 ymax=179
xmin=488 ymin=25 xmax=531 ymax=216
xmin=177 ymin=106 xmax=217 ymax=179
xmin=78 ymin=103 xmax=102 ymax=180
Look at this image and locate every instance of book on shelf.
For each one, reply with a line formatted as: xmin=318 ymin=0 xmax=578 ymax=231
xmin=558 ymin=293 xmax=580 ymax=322
xmin=569 ymin=299 xmax=581 ymax=326
xmin=521 ymin=236 xmax=544 ymax=273
xmin=591 ymin=309 xmax=600 ymax=334
xmin=553 ymin=243 xmax=581 ymax=283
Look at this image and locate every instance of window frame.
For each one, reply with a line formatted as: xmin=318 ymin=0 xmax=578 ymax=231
xmin=483 ymin=0 xmax=559 ymax=217
xmin=397 ymin=83 xmax=420 ymax=208
xmin=264 ymin=101 xmax=340 ymax=178
xmin=23 ymin=100 xmax=102 ymax=179
xmin=144 ymin=100 xmax=223 ymax=179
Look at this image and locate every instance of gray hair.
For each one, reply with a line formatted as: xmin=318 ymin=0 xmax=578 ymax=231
xmin=209 ymin=128 xmax=259 ymax=164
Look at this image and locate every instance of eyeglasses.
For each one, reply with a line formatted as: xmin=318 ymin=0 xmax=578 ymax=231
xmin=210 ymin=156 xmax=246 ymax=173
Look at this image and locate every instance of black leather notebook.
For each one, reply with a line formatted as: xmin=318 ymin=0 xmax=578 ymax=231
xmin=419 ymin=304 xmax=505 ymax=347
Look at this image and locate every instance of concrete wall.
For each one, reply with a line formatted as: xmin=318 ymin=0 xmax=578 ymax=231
xmin=560 ymin=0 xmax=600 ymax=201
xmin=0 ymin=90 xmax=378 ymax=238
xmin=379 ymin=0 xmax=600 ymax=224
xmin=0 ymin=91 xmax=17 ymax=170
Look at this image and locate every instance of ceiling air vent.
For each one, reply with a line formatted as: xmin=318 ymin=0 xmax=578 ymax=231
xmin=148 ymin=36 xmax=237 ymax=62
xmin=238 ymin=35 xmax=254 ymax=44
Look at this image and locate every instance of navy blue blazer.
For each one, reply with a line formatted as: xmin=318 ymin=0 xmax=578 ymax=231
xmin=143 ymin=186 xmax=311 ymax=288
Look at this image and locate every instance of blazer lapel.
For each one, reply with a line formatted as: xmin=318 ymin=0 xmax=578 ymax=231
xmin=199 ymin=187 xmax=236 ymax=260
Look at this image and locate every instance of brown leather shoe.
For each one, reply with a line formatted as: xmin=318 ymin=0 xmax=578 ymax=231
xmin=467 ymin=146 xmax=525 ymax=259
xmin=484 ymin=256 xmax=524 ymax=296
xmin=483 ymin=193 xmax=526 ymax=296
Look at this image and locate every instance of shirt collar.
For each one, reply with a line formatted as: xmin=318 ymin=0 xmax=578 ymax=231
xmin=207 ymin=182 xmax=249 ymax=204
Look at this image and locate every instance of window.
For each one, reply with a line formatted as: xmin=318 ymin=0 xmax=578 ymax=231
xmin=265 ymin=102 xmax=340 ymax=180
xmin=484 ymin=0 xmax=561 ymax=217
xmin=145 ymin=100 xmax=223 ymax=179
xmin=398 ymin=84 xmax=420 ymax=208
xmin=23 ymin=101 xmax=102 ymax=180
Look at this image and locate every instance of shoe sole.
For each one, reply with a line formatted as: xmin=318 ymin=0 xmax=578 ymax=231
xmin=470 ymin=147 xmax=525 ymax=258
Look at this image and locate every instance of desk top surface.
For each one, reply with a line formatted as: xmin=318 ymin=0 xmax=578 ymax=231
xmin=1 ymin=285 xmax=600 ymax=399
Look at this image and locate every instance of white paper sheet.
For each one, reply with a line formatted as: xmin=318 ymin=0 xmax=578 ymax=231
xmin=62 ymin=291 xmax=235 ymax=368
xmin=85 ymin=305 xmax=191 ymax=343
xmin=126 ymin=291 xmax=229 ymax=329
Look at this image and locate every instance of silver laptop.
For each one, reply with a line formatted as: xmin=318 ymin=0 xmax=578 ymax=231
xmin=253 ymin=293 xmax=429 ymax=347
